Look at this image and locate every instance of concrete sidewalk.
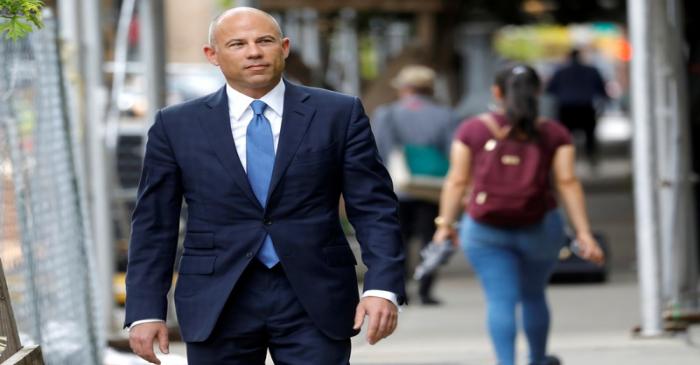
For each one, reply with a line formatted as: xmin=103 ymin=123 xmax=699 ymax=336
xmin=142 ymin=271 xmax=699 ymax=365
xmin=348 ymin=272 xmax=699 ymax=365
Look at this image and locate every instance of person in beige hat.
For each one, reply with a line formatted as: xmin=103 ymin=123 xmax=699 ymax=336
xmin=372 ymin=64 xmax=459 ymax=305
xmin=391 ymin=65 xmax=437 ymax=92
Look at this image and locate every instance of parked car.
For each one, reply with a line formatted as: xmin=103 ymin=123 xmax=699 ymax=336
xmin=117 ymin=63 xmax=226 ymax=119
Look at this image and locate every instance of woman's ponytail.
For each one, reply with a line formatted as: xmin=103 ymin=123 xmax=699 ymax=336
xmin=495 ymin=64 xmax=542 ymax=140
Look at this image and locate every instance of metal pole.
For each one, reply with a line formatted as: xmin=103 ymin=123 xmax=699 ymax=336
xmin=80 ymin=0 xmax=115 ymax=336
xmin=301 ymin=8 xmax=322 ymax=86
xmin=138 ymin=0 xmax=175 ymax=325
xmin=454 ymin=22 xmax=499 ymax=118
xmin=653 ymin=45 xmax=676 ymax=306
xmin=139 ymin=0 xmax=167 ymax=126
xmin=628 ymin=0 xmax=664 ymax=336
xmin=57 ymin=0 xmax=81 ymax=44
xmin=667 ymin=0 xmax=699 ymax=309
xmin=58 ymin=1 xmax=105 ymax=358
xmin=338 ymin=8 xmax=359 ymax=96
xmin=283 ymin=9 xmax=301 ymax=44
xmin=301 ymin=8 xmax=321 ymax=69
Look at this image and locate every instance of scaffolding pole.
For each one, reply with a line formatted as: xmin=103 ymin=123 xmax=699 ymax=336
xmin=80 ymin=0 xmax=115 ymax=336
xmin=665 ymin=0 xmax=699 ymax=311
xmin=139 ymin=0 xmax=167 ymax=126
xmin=629 ymin=0 xmax=663 ymax=336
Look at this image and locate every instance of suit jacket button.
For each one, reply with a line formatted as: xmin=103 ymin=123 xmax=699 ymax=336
xmin=246 ymin=251 xmax=253 ymax=258
xmin=263 ymin=218 xmax=272 ymax=226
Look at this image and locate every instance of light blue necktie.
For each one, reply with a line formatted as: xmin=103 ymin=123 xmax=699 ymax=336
xmin=246 ymin=100 xmax=279 ymax=268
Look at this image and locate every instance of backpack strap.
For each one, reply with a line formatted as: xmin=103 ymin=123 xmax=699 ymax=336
xmin=479 ymin=113 xmax=510 ymax=140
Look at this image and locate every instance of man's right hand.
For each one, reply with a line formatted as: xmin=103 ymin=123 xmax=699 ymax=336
xmin=129 ymin=322 xmax=170 ymax=364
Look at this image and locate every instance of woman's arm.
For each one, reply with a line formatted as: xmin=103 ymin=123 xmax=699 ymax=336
xmin=552 ymin=144 xmax=605 ymax=264
xmin=433 ymin=140 xmax=472 ymax=244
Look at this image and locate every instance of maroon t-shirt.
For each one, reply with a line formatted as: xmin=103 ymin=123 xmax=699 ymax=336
xmin=455 ymin=112 xmax=573 ymax=212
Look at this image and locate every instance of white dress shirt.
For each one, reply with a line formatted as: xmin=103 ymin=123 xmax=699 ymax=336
xmin=227 ymin=80 xmax=285 ymax=170
xmin=130 ymin=80 xmax=398 ymax=330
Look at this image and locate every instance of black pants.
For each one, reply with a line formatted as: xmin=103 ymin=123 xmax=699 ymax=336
xmin=399 ymin=199 xmax=439 ymax=301
xmin=558 ymin=104 xmax=598 ymax=162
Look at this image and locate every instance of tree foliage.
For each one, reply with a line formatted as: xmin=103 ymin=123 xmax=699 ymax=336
xmin=0 ymin=0 xmax=44 ymax=41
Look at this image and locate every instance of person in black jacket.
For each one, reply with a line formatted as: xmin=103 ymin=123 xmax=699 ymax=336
xmin=547 ymin=49 xmax=609 ymax=167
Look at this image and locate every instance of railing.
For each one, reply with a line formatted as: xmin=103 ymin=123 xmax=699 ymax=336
xmin=0 ymin=259 xmax=43 ymax=365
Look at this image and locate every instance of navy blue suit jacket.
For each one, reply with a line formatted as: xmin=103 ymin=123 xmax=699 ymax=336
xmin=124 ymin=80 xmax=406 ymax=342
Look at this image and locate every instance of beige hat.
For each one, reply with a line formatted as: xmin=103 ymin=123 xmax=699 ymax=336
xmin=391 ymin=65 xmax=436 ymax=89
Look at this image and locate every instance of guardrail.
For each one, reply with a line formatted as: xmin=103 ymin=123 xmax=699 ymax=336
xmin=0 ymin=259 xmax=43 ymax=365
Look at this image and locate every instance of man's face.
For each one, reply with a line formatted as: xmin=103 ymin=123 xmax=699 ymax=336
xmin=204 ymin=11 xmax=289 ymax=98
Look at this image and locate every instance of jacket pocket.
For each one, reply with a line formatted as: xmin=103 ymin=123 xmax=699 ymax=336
xmin=183 ymin=232 xmax=214 ymax=249
xmin=322 ymin=245 xmax=357 ymax=267
xmin=178 ymin=255 xmax=216 ymax=275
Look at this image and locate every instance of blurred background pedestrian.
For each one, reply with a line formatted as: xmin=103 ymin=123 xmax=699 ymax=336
xmin=546 ymin=49 xmax=609 ymax=170
xmin=433 ymin=63 xmax=604 ymax=365
xmin=372 ymin=64 xmax=458 ymax=305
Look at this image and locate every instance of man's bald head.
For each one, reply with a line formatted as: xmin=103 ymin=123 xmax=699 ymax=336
xmin=202 ymin=5 xmax=290 ymax=99
xmin=208 ymin=7 xmax=283 ymax=47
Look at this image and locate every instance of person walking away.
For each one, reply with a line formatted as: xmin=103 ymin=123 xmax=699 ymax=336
xmin=125 ymin=7 xmax=406 ymax=365
xmin=372 ymin=65 xmax=458 ymax=305
xmin=433 ymin=64 xmax=605 ymax=365
xmin=546 ymin=49 xmax=609 ymax=169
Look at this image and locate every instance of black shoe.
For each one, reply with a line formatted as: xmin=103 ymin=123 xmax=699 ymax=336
xmin=528 ymin=355 xmax=561 ymax=365
xmin=541 ymin=355 xmax=561 ymax=365
xmin=419 ymin=297 xmax=442 ymax=306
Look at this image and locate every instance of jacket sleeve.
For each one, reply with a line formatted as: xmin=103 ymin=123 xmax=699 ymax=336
xmin=341 ymin=97 xmax=407 ymax=304
xmin=124 ymin=110 xmax=183 ymax=327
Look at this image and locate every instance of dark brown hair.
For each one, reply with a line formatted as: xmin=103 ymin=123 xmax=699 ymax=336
xmin=495 ymin=63 xmax=542 ymax=141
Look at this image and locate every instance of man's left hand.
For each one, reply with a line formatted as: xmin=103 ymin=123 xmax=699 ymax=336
xmin=353 ymin=296 xmax=398 ymax=345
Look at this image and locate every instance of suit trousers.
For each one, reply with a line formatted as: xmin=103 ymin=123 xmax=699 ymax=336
xmin=185 ymin=260 xmax=351 ymax=365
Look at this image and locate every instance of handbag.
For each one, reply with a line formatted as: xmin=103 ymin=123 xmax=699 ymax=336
xmin=387 ymin=147 xmax=412 ymax=190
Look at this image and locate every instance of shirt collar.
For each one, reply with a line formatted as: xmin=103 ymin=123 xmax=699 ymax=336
xmin=226 ymin=79 xmax=285 ymax=120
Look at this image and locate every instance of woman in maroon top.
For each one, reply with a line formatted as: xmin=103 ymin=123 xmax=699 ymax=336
xmin=433 ymin=64 xmax=604 ymax=365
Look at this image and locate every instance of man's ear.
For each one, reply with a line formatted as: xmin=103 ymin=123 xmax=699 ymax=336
xmin=282 ymin=38 xmax=290 ymax=59
xmin=203 ymin=44 xmax=219 ymax=66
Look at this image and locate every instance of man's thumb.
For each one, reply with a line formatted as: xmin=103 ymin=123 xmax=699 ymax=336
xmin=158 ymin=326 xmax=170 ymax=354
xmin=353 ymin=304 xmax=366 ymax=330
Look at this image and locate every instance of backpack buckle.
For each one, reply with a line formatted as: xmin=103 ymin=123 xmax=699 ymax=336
xmin=501 ymin=155 xmax=521 ymax=165
xmin=484 ymin=139 xmax=497 ymax=151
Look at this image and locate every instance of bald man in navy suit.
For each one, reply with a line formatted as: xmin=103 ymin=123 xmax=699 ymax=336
xmin=125 ymin=7 xmax=406 ymax=365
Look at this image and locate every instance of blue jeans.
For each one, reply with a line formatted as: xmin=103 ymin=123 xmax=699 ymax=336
xmin=461 ymin=210 xmax=565 ymax=365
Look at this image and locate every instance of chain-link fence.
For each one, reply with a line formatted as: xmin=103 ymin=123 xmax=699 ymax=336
xmin=0 ymin=14 xmax=102 ymax=365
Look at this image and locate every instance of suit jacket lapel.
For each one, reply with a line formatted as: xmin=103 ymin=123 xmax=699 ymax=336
xmin=201 ymin=86 xmax=262 ymax=209
xmin=267 ymin=81 xmax=315 ymax=201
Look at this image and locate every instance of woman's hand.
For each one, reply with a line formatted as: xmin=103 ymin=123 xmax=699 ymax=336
xmin=433 ymin=226 xmax=458 ymax=246
xmin=575 ymin=232 xmax=605 ymax=265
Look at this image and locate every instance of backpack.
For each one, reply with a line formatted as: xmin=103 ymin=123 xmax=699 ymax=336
xmin=467 ymin=113 xmax=550 ymax=227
